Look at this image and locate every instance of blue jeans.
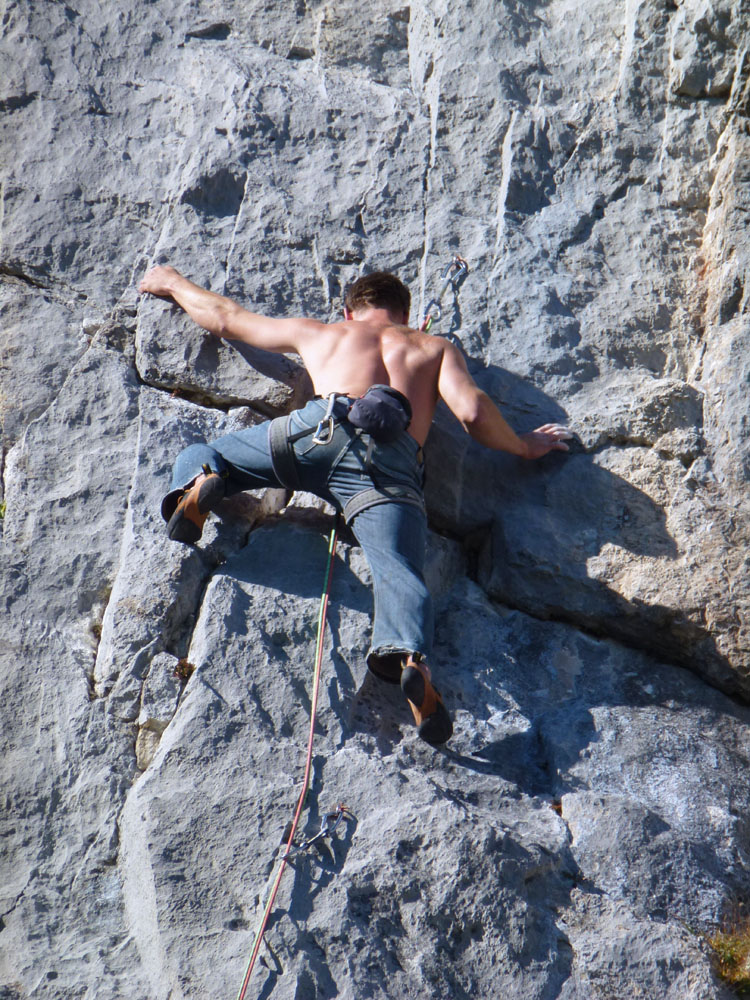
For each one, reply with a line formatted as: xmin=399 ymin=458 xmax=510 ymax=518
xmin=163 ymin=397 xmax=433 ymax=681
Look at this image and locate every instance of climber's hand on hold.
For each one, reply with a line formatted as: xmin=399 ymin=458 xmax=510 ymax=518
xmin=519 ymin=424 xmax=573 ymax=460
xmin=138 ymin=265 xmax=182 ymax=298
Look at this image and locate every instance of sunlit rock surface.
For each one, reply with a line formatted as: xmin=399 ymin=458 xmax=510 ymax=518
xmin=1 ymin=1 xmax=748 ymax=997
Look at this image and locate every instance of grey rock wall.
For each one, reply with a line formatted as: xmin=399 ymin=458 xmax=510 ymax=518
xmin=1 ymin=1 xmax=749 ymax=998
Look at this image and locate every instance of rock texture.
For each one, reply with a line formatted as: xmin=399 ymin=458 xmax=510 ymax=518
xmin=1 ymin=1 xmax=749 ymax=998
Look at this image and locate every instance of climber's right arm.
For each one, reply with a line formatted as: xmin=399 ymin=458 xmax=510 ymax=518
xmin=138 ymin=265 xmax=322 ymax=353
xmin=437 ymin=340 xmax=572 ymax=458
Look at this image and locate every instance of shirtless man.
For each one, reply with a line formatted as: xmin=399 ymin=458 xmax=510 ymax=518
xmin=138 ymin=266 xmax=572 ymax=745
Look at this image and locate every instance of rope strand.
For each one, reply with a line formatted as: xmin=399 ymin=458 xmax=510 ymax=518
xmin=236 ymin=522 xmax=339 ymax=1000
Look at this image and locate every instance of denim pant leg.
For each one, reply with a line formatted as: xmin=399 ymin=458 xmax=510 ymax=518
xmin=163 ymin=399 xmax=434 ymax=680
xmin=163 ymin=398 xmax=348 ymax=522
xmin=323 ymin=426 xmax=433 ymax=681
xmin=161 ymin=422 xmax=283 ymax=521
xmin=348 ymin=499 xmax=434 ymax=681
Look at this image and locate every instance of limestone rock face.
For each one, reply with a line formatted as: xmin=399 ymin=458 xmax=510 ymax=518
xmin=1 ymin=1 xmax=749 ymax=998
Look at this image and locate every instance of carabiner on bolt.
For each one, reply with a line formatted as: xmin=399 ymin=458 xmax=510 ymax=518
xmin=444 ymin=254 xmax=468 ymax=287
xmin=421 ymin=254 xmax=469 ymax=332
xmin=284 ymin=803 xmax=354 ymax=856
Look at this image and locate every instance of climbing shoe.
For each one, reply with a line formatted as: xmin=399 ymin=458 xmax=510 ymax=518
xmin=401 ymin=658 xmax=453 ymax=745
xmin=166 ymin=471 xmax=225 ymax=544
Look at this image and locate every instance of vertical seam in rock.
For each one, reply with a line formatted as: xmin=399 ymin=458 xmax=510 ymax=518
xmin=119 ymin=785 xmax=187 ymax=1000
xmin=166 ymin=513 xmax=269 ymax=716
xmin=614 ymin=0 xmax=646 ymax=97
xmin=91 ymin=389 xmax=146 ymax=701
xmin=224 ymin=169 xmax=251 ymax=289
xmin=418 ymin=144 xmax=431 ymax=315
xmin=0 ymin=445 xmax=6 ymax=530
xmin=715 ymin=45 xmax=750 ymax=156
xmin=311 ymin=234 xmax=330 ymax=311
xmin=406 ymin=2 xmax=440 ymax=312
xmin=311 ymin=4 xmax=327 ymax=92
xmin=490 ymin=109 xmax=518 ymax=283
xmin=0 ymin=177 xmax=5 ymax=258
xmin=418 ymin=77 xmax=440 ymax=315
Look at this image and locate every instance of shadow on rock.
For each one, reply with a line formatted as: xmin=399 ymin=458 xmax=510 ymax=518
xmin=219 ymin=518 xmax=364 ymax=603
xmin=424 ymin=360 xmax=735 ymax=697
xmin=346 ymin=671 xmax=415 ymax=756
xmin=285 ymin=804 xmax=358 ymax=919
xmin=433 ymin=589 xmax=750 ymax=927
xmin=227 ymin=339 xmax=312 ymax=398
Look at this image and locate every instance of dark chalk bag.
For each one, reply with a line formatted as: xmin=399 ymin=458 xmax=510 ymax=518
xmin=347 ymin=384 xmax=412 ymax=443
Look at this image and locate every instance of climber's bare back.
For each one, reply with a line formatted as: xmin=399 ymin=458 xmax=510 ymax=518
xmin=137 ymin=266 xmax=454 ymax=446
xmin=138 ymin=264 xmax=573 ymax=458
xmin=294 ymin=318 xmax=445 ymax=445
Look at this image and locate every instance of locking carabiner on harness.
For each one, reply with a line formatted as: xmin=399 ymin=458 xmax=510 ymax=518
xmin=312 ymin=392 xmax=338 ymax=445
xmin=421 ymin=255 xmax=469 ymax=332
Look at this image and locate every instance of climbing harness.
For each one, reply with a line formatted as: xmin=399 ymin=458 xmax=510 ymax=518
xmin=268 ymin=387 xmax=422 ymax=524
xmin=420 ymin=255 xmax=469 ymax=333
xmin=236 ymin=522 xmax=339 ymax=1000
xmin=272 ymin=385 xmax=413 ymax=468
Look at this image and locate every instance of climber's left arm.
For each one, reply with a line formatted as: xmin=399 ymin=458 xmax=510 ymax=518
xmin=138 ymin=265 xmax=322 ymax=353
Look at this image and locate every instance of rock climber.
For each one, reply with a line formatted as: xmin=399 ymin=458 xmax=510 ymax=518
xmin=138 ymin=265 xmax=572 ymax=745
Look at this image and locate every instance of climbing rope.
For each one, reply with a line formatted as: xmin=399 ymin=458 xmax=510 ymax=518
xmin=234 ymin=258 xmax=467 ymax=997
xmin=420 ymin=255 xmax=469 ymax=333
xmin=236 ymin=521 xmax=340 ymax=1000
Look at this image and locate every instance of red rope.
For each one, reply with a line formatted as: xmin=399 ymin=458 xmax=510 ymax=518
xmin=236 ymin=522 xmax=339 ymax=1000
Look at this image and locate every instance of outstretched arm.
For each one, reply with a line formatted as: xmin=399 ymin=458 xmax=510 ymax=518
xmin=437 ymin=342 xmax=572 ymax=458
xmin=138 ymin=265 xmax=322 ymax=353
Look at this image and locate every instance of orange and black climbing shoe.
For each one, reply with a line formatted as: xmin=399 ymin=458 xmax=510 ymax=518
xmin=166 ymin=468 xmax=226 ymax=544
xmin=401 ymin=656 xmax=453 ymax=745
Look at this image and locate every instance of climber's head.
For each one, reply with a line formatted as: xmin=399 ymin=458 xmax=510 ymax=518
xmin=344 ymin=271 xmax=411 ymax=325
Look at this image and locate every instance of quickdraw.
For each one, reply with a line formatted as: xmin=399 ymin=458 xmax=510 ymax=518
xmin=420 ymin=255 xmax=469 ymax=333
xmin=285 ymin=803 xmax=354 ymax=857
xmin=236 ymin=522 xmax=339 ymax=1000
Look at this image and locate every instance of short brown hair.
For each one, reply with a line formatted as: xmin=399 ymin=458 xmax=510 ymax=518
xmin=344 ymin=271 xmax=410 ymax=319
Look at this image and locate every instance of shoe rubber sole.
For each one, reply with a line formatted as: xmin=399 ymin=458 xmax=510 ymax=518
xmin=401 ymin=665 xmax=453 ymax=745
xmin=166 ymin=474 xmax=225 ymax=544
